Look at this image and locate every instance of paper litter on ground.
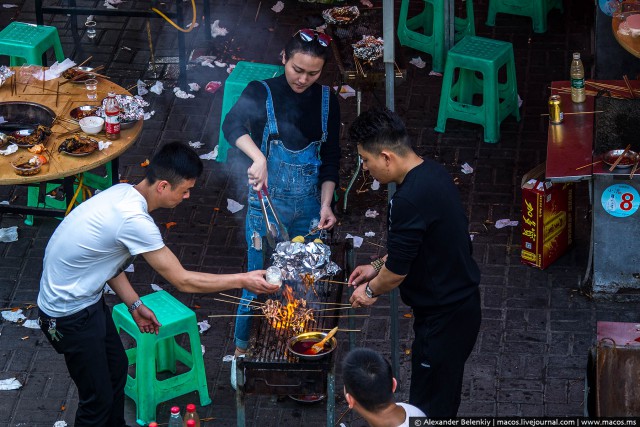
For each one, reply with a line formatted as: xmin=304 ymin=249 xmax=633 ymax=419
xmin=189 ymin=141 xmax=204 ymax=149
xmin=0 ymin=378 xmax=22 ymax=390
xmin=227 ymin=64 xmax=236 ymax=74
xmin=223 ymin=354 xmax=234 ymax=362
xmin=272 ymin=1 xmax=284 ymax=12
xmin=211 ymin=20 xmax=228 ymax=38
xmin=151 ymin=284 xmax=164 ymax=292
xmin=188 ymin=83 xmax=200 ymax=92
xmin=495 ymin=219 xmax=519 ymax=229
xmin=199 ymin=146 xmax=218 ymax=161
xmin=54 ymin=421 xmax=68 ymax=427
xmin=103 ymin=284 xmax=116 ymax=295
xmin=0 ymin=226 xmax=18 ymax=243
xmin=198 ymin=320 xmax=211 ymax=334
xmin=22 ymin=319 xmax=40 ymax=329
xmin=195 ymin=56 xmax=217 ymax=68
xmin=1 ymin=309 xmax=26 ymax=323
xmin=429 ymin=70 xmax=443 ymax=77
xmin=227 ymin=199 xmax=244 ymax=213
xmin=410 ymin=57 xmax=426 ymax=69
xmin=173 ymin=87 xmax=195 ymax=99
xmin=371 ymin=179 xmax=380 ymax=190
xmin=201 ymin=344 xmax=205 ymax=355
xmin=3 ymin=4 xmax=18 ymax=8
xmin=150 ymin=81 xmax=164 ymax=95
xmin=364 ymin=231 xmax=375 ymax=237
xmin=137 ymin=80 xmax=149 ymax=96
xmin=0 ymin=144 xmax=18 ymax=156
xmin=205 ymin=81 xmax=222 ymax=94
xmin=143 ymin=111 xmax=155 ymax=120
xmin=186 ymin=22 xmax=199 ymax=29
xmin=345 ymin=233 xmax=363 ymax=248
xmin=365 ymin=209 xmax=379 ymax=218
xmin=0 ymin=201 xmax=9 ymax=205
xmin=461 ymin=163 xmax=474 ymax=174
xmin=333 ymin=85 xmax=356 ymax=99
xmin=214 ymin=60 xmax=227 ymax=68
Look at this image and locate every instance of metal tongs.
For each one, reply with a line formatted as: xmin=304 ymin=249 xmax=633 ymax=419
xmin=256 ymin=184 xmax=290 ymax=248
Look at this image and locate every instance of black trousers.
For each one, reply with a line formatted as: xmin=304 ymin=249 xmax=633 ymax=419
xmin=39 ymin=297 xmax=128 ymax=427
xmin=409 ymin=289 xmax=482 ymax=418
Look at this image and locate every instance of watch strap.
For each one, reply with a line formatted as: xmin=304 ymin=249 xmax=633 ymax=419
xmin=128 ymin=299 xmax=143 ymax=313
xmin=370 ymin=258 xmax=385 ymax=273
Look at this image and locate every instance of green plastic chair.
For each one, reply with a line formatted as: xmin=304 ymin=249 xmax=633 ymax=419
xmin=435 ymin=36 xmax=520 ymax=144
xmin=397 ymin=0 xmax=475 ymax=73
xmin=486 ymin=0 xmax=563 ymax=33
xmin=217 ymin=61 xmax=284 ymax=163
xmin=112 ymin=291 xmax=211 ymax=426
xmin=0 ymin=22 xmax=65 ymax=66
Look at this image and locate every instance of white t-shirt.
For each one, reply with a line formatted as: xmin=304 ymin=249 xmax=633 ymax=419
xmin=38 ymin=184 xmax=165 ymax=317
xmin=397 ymin=402 xmax=426 ymax=427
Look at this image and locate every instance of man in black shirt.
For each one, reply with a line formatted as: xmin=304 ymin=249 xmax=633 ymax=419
xmin=348 ymin=107 xmax=481 ymax=418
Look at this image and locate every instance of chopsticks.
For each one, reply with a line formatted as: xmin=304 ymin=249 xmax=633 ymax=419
xmin=631 ymin=159 xmax=639 ymax=179
xmin=59 ymin=65 xmax=106 ymax=86
xmin=575 ymin=160 xmax=602 ymax=171
xmin=623 ymin=75 xmax=635 ymax=99
xmin=76 ymin=56 xmax=92 ymax=68
xmin=609 ymin=144 xmax=631 ymax=171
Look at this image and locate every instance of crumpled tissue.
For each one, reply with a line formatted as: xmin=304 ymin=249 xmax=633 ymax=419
xmin=22 ymin=319 xmax=40 ymax=329
xmin=227 ymin=64 xmax=236 ymax=74
xmin=173 ymin=87 xmax=195 ymax=99
xmin=461 ymin=163 xmax=474 ymax=174
xmin=272 ymin=1 xmax=284 ymax=12
xmin=409 ymin=57 xmax=426 ymax=69
xmin=189 ymin=141 xmax=204 ymax=149
xmin=222 ymin=354 xmax=234 ymax=362
xmin=150 ymin=81 xmax=164 ymax=95
xmin=1 ymin=308 xmax=26 ymax=323
xmin=211 ymin=20 xmax=228 ymax=38
xmin=227 ymin=198 xmax=244 ymax=214
xmin=199 ymin=146 xmax=218 ymax=160
xmin=198 ymin=320 xmax=211 ymax=334
xmin=0 ymin=226 xmax=18 ymax=242
xmin=137 ymin=80 xmax=148 ymax=96
xmin=214 ymin=60 xmax=227 ymax=68
xmin=429 ymin=70 xmax=443 ymax=77
xmin=196 ymin=56 xmax=217 ymax=68
xmin=144 ymin=111 xmax=155 ymax=120
xmin=98 ymin=140 xmax=112 ymax=151
xmin=365 ymin=209 xmax=379 ymax=218
xmin=345 ymin=233 xmax=363 ymax=248
xmin=37 ymin=58 xmax=76 ymax=80
xmin=151 ymin=284 xmax=164 ymax=291
xmin=495 ymin=219 xmax=519 ymax=229
xmin=0 ymin=144 xmax=18 ymax=156
xmin=364 ymin=231 xmax=375 ymax=237
xmin=188 ymin=83 xmax=200 ymax=92
xmin=371 ymin=179 xmax=380 ymax=190
xmin=0 ymin=378 xmax=22 ymax=390
xmin=54 ymin=422 xmax=68 ymax=427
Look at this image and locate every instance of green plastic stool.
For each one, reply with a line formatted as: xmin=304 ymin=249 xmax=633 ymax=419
xmin=397 ymin=0 xmax=475 ymax=73
xmin=217 ymin=61 xmax=284 ymax=163
xmin=486 ymin=0 xmax=563 ymax=33
xmin=112 ymin=291 xmax=211 ymax=426
xmin=24 ymin=163 xmax=114 ymax=226
xmin=0 ymin=22 xmax=65 ymax=66
xmin=435 ymin=36 xmax=520 ymax=144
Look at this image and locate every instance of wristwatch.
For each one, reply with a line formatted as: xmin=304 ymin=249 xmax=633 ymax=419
xmin=128 ymin=299 xmax=143 ymax=313
xmin=365 ymin=283 xmax=377 ymax=299
xmin=370 ymin=258 xmax=385 ymax=273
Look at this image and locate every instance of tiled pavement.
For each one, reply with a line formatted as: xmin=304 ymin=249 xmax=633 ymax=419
xmin=1 ymin=0 xmax=639 ymax=426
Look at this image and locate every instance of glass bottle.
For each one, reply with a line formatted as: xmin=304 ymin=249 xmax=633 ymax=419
xmin=187 ymin=420 xmax=196 ymax=427
xmin=104 ymin=92 xmax=121 ymax=140
xmin=149 ymin=423 xmax=158 ymax=427
xmin=183 ymin=403 xmax=200 ymax=427
xmin=167 ymin=406 xmax=183 ymax=427
xmin=570 ymin=52 xmax=586 ymax=103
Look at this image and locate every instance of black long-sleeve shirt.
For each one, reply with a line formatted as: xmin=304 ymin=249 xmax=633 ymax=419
xmin=222 ymin=74 xmax=341 ymax=185
xmin=385 ymin=160 xmax=480 ymax=311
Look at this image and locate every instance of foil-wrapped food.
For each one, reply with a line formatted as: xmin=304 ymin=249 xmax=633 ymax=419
xmin=271 ymin=240 xmax=341 ymax=284
xmin=96 ymin=95 xmax=148 ymax=123
xmin=0 ymin=66 xmax=15 ymax=87
xmin=352 ymin=35 xmax=384 ymax=62
xmin=322 ymin=6 xmax=360 ymax=25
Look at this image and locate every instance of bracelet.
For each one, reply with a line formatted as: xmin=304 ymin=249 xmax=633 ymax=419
xmin=128 ymin=299 xmax=143 ymax=313
xmin=370 ymin=258 xmax=385 ymax=273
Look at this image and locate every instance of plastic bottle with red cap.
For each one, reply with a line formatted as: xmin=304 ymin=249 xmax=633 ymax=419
xmin=167 ymin=406 xmax=183 ymax=427
xmin=148 ymin=423 xmax=158 ymax=427
xmin=183 ymin=403 xmax=200 ymax=427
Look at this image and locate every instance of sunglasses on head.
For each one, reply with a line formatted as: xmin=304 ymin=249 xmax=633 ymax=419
xmin=296 ymin=28 xmax=332 ymax=47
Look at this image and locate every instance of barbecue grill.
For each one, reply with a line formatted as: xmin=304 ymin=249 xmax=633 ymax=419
xmin=235 ymin=239 xmax=354 ymax=427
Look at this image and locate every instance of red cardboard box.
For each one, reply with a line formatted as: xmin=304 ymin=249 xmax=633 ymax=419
xmin=520 ymin=163 xmax=575 ymax=269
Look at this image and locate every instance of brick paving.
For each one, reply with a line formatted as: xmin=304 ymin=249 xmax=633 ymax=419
xmin=1 ymin=0 xmax=639 ymax=426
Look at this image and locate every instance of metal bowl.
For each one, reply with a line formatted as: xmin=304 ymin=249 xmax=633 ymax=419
xmin=603 ymin=149 xmax=639 ymax=169
xmin=287 ymin=331 xmax=337 ymax=360
xmin=65 ymin=66 xmax=96 ymax=83
xmin=70 ymin=105 xmax=99 ymax=120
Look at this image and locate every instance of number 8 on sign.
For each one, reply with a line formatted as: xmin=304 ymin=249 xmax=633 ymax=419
xmin=600 ymin=184 xmax=640 ymax=218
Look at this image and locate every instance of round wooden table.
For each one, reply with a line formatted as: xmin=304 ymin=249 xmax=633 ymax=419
xmin=612 ymin=1 xmax=640 ymax=58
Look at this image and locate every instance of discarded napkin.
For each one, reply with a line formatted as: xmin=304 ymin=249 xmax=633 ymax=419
xmin=199 ymin=146 xmax=218 ymax=160
xmin=272 ymin=1 xmax=284 ymax=12
xmin=188 ymin=82 xmax=200 ymax=92
xmin=38 ymin=58 xmax=76 ymax=80
xmin=22 ymin=319 xmax=40 ymax=329
xmin=211 ymin=20 xmax=228 ymax=38
xmin=0 ymin=144 xmax=18 ymax=156
xmin=150 ymin=81 xmax=164 ymax=95
xmin=461 ymin=163 xmax=474 ymax=174
xmin=409 ymin=57 xmax=426 ymax=69
xmin=0 ymin=378 xmax=22 ymax=390
xmin=189 ymin=141 xmax=204 ymax=149
xmin=198 ymin=320 xmax=211 ymax=334
xmin=151 ymin=284 xmax=164 ymax=291
xmin=495 ymin=219 xmax=519 ymax=229
xmin=0 ymin=226 xmax=18 ymax=242
xmin=227 ymin=198 xmax=244 ymax=214
xmin=345 ymin=233 xmax=363 ymax=248
xmin=137 ymin=80 xmax=149 ymax=96
xmin=365 ymin=209 xmax=379 ymax=218
xmin=364 ymin=231 xmax=375 ymax=237
xmin=173 ymin=87 xmax=195 ymax=99
xmin=1 ymin=308 xmax=26 ymax=323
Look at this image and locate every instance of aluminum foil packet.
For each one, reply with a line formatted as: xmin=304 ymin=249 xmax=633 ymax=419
xmin=271 ymin=241 xmax=341 ymax=283
xmin=352 ymin=35 xmax=384 ymax=61
xmin=96 ymin=95 xmax=149 ymax=122
xmin=0 ymin=66 xmax=14 ymax=87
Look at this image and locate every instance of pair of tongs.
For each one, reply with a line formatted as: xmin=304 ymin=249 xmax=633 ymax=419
xmin=256 ymin=185 xmax=290 ymax=248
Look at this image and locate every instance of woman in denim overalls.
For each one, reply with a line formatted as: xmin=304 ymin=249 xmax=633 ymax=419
xmin=221 ymin=29 xmax=341 ymax=384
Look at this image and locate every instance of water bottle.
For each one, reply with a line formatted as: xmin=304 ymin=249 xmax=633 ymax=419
xmin=168 ymin=406 xmax=183 ymax=427
xmin=104 ymin=91 xmax=121 ymax=140
xmin=183 ymin=403 xmax=200 ymax=427
xmin=570 ymin=52 xmax=586 ymax=103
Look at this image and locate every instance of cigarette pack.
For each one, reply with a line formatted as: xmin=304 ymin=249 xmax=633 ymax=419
xmin=520 ymin=163 xmax=575 ymax=269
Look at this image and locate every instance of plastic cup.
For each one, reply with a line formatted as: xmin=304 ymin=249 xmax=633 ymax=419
xmin=85 ymin=79 xmax=98 ymax=100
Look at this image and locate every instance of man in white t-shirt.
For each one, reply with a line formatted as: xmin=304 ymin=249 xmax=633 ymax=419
xmin=37 ymin=142 xmax=279 ymax=427
xmin=342 ymin=348 xmax=426 ymax=427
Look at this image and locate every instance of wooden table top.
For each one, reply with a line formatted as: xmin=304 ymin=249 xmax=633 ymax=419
xmin=0 ymin=69 xmax=142 ymax=186
xmin=612 ymin=3 xmax=640 ymax=59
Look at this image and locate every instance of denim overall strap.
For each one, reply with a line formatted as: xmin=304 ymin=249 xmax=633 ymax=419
xmin=259 ymin=81 xmax=279 ymax=157
xmin=317 ymin=85 xmax=330 ymax=159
